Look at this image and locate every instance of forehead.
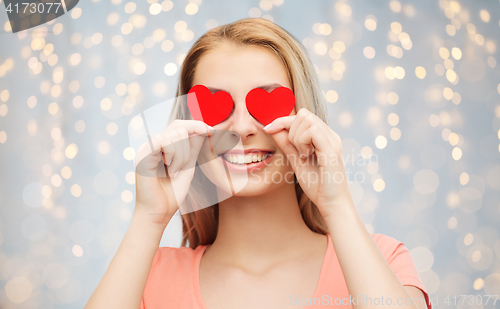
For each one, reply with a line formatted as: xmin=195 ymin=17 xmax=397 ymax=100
xmin=192 ymin=44 xmax=291 ymax=90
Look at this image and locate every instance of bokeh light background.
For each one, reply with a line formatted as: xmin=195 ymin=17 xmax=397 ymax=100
xmin=0 ymin=0 xmax=500 ymax=307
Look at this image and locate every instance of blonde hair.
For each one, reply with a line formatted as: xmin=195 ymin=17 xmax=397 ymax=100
xmin=169 ymin=18 xmax=329 ymax=248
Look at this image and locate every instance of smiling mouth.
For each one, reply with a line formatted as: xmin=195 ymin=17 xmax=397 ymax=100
xmin=220 ymin=151 xmax=274 ymax=165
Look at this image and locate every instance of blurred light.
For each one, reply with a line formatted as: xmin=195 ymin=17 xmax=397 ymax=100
xmin=458 ymin=173 xmax=469 ymax=186
xmin=71 ymin=7 xmax=82 ymax=19
xmin=439 ymin=47 xmax=450 ymax=59
xmin=446 ymin=25 xmax=456 ymax=36
xmin=473 ymin=278 xmax=484 ymax=290
xmin=98 ymin=141 xmax=110 ymax=154
xmin=61 ymin=166 xmax=72 ymax=179
xmin=452 ymin=147 xmax=462 ymax=160
xmin=373 ymin=179 xmax=385 ymax=192
xmin=389 ymin=1 xmax=401 ymax=13
xmin=5 ymin=277 xmax=32 ymax=303
xmin=175 ymin=20 xmax=187 ymax=33
xmin=365 ymin=15 xmax=377 ymax=31
xmin=387 ymin=92 xmax=399 ymax=105
xmin=51 ymin=174 xmax=62 ymax=187
xmin=391 ymin=22 xmax=402 ymax=34
xmin=185 ymin=3 xmax=198 ymax=15
xmin=123 ymin=147 xmax=135 ymax=160
xmin=69 ymin=53 xmax=81 ymax=66
xmin=125 ymin=171 xmax=136 ymax=184
xmin=72 ymin=245 xmax=84 ymax=257
xmin=107 ymin=12 xmax=120 ymax=25
xmin=65 ymin=144 xmax=78 ymax=159
xmin=164 ymin=62 xmax=177 ymax=76
xmin=451 ymin=47 xmax=462 ymax=59
xmin=388 ymin=113 xmax=399 ymax=126
xmin=161 ymin=40 xmax=174 ymax=52
xmin=100 ymin=98 xmax=112 ymax=111
xmin=48 ymin=102 xmax=59 ymax=115
xmin=121 ymin=23 xmax=133 ymax=34
xmin=325 ymin=90 xmax=338 ymax=103
xmin=162 ymin=0 xmax=173 ymax=11
xmin=389 ymin=128 xmax=401 ymax=140
xmin=95 ymin=76 xmax=106 ymax=88
xmin=363 ymin=46 xmax=375 ymax=59
xmin=124 ymin=2 xmax=136 ymax=14
xmin=411 ymin=247 xmax=434 ymax=272
xmin=415 ymin=66 xmax=426 ymax=79
xmin=73 ymin=96 xmax=84 ymax=109
xmin=447 ymin=217 xmax=457 ymax=229
xmin=150 ymin=3 xmax=162 ymax=15
xmin=121 ymin=190 xmax=134 ymax=203
xmin=71 ymin=184 xmax=82 ymax=197
xmin=479 ymin=10 xmax=490 ymax=23
xmin=375 ymin=135 xmax=387 ymax=149
xmin=335 ymin=2 xmax=352 ymax=17
xmin=107 ymin=123 xmax=118 ymax=135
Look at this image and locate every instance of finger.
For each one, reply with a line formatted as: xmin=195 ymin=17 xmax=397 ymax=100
xmin=297 ymin=127 xmax=316 ymax=159
xmin=152 ymin=119 xmax=212 ymax=151
xmin=162 ymin=143 xmax=175 ymax=167
xmin=268 ymin=130 xmax=301 ymax=169
xmin=135 ymin=133 xmax=166 ymax=170
xmin=263 ymin=115 xmax=296 ymax=133
xmin=298 ymin=126 xmax=331 ymax=157
xmin=288 ymin=108 xmax=309 ymax=141
xmin=178 ymin=127 xmax=191 ymax=174
xmin=135 ymin=139 xmax=156 ymax=170
xmin=170 ymin=119 xmax=212 ymax=136
xmin=166 ymin=130 xmax=184 ymax=177
xmin=188 ymin=133 xmax=207 ymax=166
xmin=290 ymin=117 xmax=313 ymax=158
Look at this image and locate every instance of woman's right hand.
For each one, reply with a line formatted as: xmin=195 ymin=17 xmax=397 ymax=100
xmin=133 ymin=120 xmax=213 ymax=227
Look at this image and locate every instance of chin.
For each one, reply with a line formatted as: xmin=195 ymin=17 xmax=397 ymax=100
xmin=231 ymin=181 xmax=276 ymax=196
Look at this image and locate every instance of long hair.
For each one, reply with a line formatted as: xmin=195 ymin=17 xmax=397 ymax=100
xmin=168 ymin=18 xmax=329 ymax=248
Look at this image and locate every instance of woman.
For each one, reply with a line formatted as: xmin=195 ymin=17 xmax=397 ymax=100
xmin=85 ymin=18 xmax=431 ymax=309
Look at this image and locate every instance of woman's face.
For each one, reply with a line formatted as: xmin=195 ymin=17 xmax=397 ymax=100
xmin=191 ymin=43 xmax=296 ymax=196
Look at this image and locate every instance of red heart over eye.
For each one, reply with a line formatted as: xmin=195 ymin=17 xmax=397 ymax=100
xmin=246 ymin=87 xmax=295 ymax=126
xmin=187 ymin=84 xmax=233 ymax=126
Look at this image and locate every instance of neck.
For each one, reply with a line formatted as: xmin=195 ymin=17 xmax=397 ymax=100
xmin=210 ymin=181 xmax=320 ymax=266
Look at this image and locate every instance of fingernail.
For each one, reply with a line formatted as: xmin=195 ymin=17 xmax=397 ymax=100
xmin=263 ymin=123 xmax=272 ymax=130
xmin=174 ymin=170 xmax=179 ymax=178
xmin=167 ymin=159 xmax=172 ymax=167
xmin=207 ymin=125 xmax=215 ymax=132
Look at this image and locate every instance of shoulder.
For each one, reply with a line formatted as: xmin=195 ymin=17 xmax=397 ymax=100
xmin=142 ymin=246 xmax=207 ymax=307
xmin=151 ymin=245 xmax=204 ymax=270
xmin=370 ymin=233 xmax=406 ymax=259
xmin=369 ymin=233 xmax=421 ymax=279
xmin=153 ymin=247 xmax=201 ymax=265
xmin=370 ymin=233 xmax=432 ymax=309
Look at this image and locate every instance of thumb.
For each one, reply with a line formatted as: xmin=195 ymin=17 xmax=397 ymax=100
xmin=269 ymin=130 xmax=301 ymax=170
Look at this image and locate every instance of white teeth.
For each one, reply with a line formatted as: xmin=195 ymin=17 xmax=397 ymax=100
xmin=223 ymin=153 xmax=270 ymax=165
xmin=238 ymin=156 xmax=245 ymax=164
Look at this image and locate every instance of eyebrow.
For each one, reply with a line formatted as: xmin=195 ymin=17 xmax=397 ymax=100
xmin=206 ymin=83 xmax=284 ymax=93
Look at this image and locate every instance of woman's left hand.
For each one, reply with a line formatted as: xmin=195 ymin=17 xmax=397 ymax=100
xmin=264 ymin=108 xmax=354 ymax=219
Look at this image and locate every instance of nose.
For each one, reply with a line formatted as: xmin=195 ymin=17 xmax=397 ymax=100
xmin=227 ymin=100 xmax=259 ymax=141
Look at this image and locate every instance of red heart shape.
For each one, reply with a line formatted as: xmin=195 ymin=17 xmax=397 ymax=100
xmin=246 ymin=87 xmax=295 ymax=126
xmin=187 ymin=85 xmax=233 ymax=126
